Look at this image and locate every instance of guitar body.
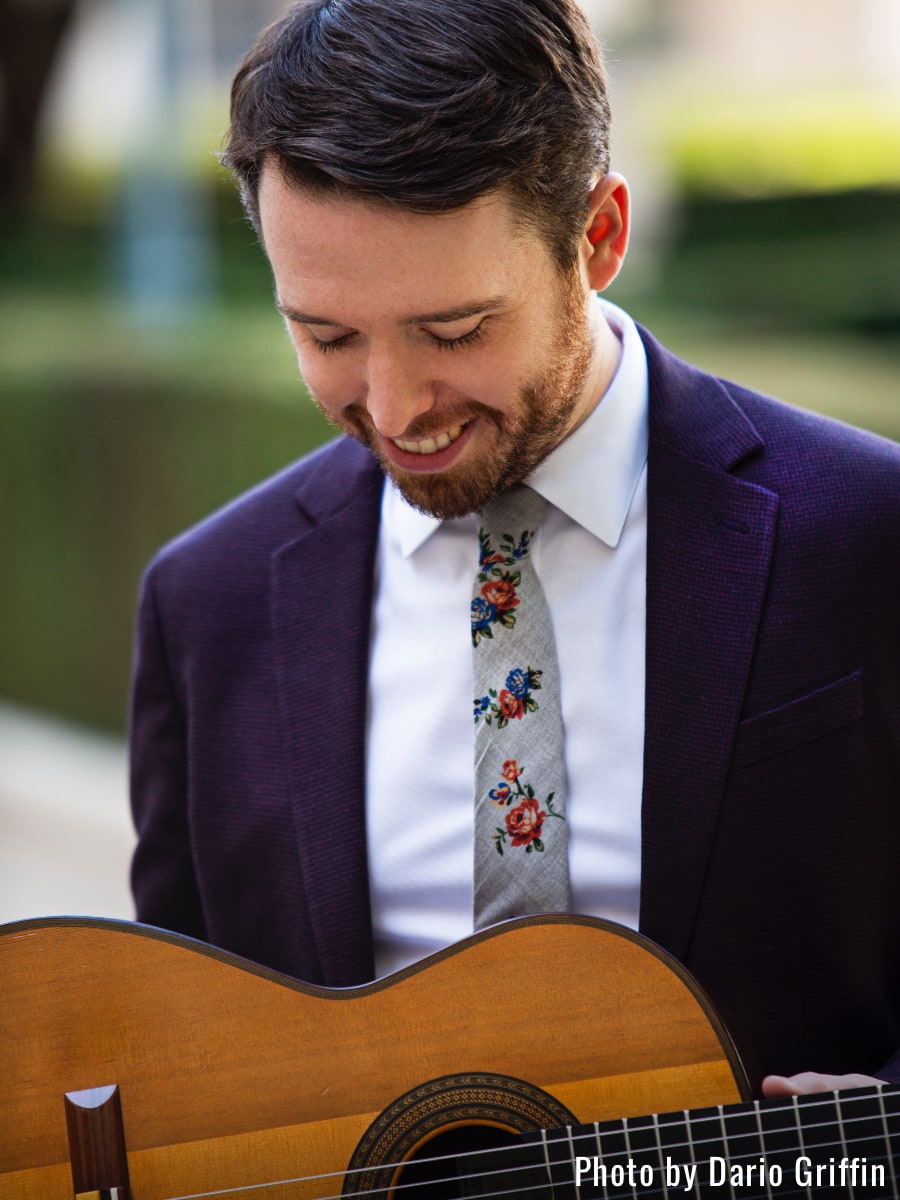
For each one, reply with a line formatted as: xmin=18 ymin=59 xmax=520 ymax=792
xmin=0 ymin=914 xmax=748 ymax=1198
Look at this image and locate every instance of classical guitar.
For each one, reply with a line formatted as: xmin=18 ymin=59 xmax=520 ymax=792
xmin=1 ymin=914 xmax=897 ymax=1199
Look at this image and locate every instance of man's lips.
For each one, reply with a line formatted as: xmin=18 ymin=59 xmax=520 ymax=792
xmin=390 ymin=423 xmax=465 ymax=456
xmin=380 ymin=419 xmax=476 ymax=472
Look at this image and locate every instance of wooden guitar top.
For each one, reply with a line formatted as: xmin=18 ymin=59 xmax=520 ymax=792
xmin=0 ymin=913 xmax=747 ymax=1198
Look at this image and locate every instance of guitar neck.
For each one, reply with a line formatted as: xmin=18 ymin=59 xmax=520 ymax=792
xmin=458 ymin=1085 xmax=900 ymax=1198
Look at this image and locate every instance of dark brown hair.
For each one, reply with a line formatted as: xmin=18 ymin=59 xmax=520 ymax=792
xmin=222 ymin=0 xmax=611 ymax=268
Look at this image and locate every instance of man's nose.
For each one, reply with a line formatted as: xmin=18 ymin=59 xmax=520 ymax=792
xmin=363 ymin=347 xmax=434 ymax=438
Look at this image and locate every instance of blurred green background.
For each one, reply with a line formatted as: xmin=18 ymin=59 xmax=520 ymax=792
xmin=2 ymin=0 xmax=899 ymax=735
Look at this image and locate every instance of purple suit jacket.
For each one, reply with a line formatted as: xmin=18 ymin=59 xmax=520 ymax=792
xmin=130 ymin=328 xmax=900 ymax=1083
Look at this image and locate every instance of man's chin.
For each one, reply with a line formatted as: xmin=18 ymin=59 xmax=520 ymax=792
xmin=382 ymin=460 xmax=495 ymax=521
xmin=355 ymin=422 xmax=507 ymax=520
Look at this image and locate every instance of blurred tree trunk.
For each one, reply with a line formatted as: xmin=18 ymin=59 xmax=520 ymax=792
xmin=0 ymin=0 xmax=78 ymax=211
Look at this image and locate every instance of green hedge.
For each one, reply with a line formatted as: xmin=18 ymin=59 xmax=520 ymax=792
xmin=1 ymin=366 xmax=331 ymax=730
xmin=658 ymin=188 xmax=900 ymax=334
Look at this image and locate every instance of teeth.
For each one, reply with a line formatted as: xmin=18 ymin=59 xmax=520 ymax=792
xmin=393 ymin=424 xmax=464 ymax=455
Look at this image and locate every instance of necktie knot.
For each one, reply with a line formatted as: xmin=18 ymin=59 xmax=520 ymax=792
xmin=479 ymin=485 xmax=546 ymax=542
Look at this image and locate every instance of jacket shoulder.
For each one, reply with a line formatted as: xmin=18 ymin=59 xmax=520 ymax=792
xmin=641 ymin=324 xmax=900 ymax=512
xmin=145 ymin=436 xmax=382 ymax=580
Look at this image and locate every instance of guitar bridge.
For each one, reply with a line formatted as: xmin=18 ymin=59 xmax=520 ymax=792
xmin=64 ymin=1084 xmax=131 ymax=1200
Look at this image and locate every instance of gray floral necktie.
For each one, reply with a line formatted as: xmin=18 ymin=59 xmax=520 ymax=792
xmin=471 ymin=485 xmax=569 ymax=929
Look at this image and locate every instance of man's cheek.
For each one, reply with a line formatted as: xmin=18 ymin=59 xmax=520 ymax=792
xmin=296 ymin=363 xmax=355 ymax=419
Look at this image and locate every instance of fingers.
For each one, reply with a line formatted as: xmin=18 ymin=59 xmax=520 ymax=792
xmin=762 ymin=1071 xmax=883 ymax=1097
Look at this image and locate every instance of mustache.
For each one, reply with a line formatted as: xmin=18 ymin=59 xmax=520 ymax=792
xmin=342 ymin=401 xmax=503 ymax=442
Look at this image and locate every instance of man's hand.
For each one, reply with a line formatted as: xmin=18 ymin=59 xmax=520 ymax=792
xmin=762 ymin=1072 xmax=883 ymax=1096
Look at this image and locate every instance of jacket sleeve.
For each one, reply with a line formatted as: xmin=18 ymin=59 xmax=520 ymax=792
xmin=129 ymin=562 xmax=207 ymax=941
xmin=877 ymin=1050 xmax=900 ymax=1084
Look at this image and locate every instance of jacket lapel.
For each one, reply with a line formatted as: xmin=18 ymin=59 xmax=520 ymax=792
xmin=270 ymin=438 xmax=384 ymax=986
xmin=638 ymin=331 xmax=780 ymax=961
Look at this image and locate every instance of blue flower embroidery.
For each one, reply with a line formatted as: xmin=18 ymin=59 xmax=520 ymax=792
xmin=473 ymin=665 xmax=543 ymax=727
xmin=471 ymin=596 xmax=498 ymax=643
xmin=505 ymin=668 xmax=529 ymax=698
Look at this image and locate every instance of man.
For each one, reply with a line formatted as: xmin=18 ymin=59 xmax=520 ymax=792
xmin=130 ymin=0 xmax=900 ymax=1099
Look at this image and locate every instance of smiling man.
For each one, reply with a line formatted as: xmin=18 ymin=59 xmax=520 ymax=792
xmin=130 ymin=0 xmax=900 ymax=1099
xmin=260 ymin=174 xmax=625 ymax=518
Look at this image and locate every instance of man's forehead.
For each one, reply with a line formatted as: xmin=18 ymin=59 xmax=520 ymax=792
xmin=258 ymin=159 xmax=517 ymax=234
xmin=259 ymin=168 xmax=544 ymax=324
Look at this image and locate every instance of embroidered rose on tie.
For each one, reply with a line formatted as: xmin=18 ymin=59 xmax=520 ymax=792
xmin=505 ymin=798 xmax=546 ymax=851
xmin=474 ymin=666 xmax=542 ymax=727
xmin=488 ymin=759 xmax=565 ymax=856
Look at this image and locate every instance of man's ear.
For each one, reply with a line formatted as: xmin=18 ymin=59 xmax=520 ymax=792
xmin=581 ymin=173 xmax=630 ymax=291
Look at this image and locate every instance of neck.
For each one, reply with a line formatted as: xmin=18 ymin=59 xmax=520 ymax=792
xmin=568 ymin=295 xmax=624 ymax=437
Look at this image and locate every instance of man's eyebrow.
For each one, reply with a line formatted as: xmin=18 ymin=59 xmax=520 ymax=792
xmin=400 ymin=297 xmax=509 ymax=325
xmin=275 ymin=297 xmax=509 ymax=326
xmin=276 ymin=300 xmax=339 ymax=326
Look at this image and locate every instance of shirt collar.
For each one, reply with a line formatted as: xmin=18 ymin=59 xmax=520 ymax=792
xmin=385 ymin=297 xmax=648 ymax=557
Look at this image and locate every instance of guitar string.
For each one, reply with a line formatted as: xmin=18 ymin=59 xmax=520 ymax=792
xmin=161 ymin=1140 xmax=899 ymax=1200
xmin=330 ymin=1111 xmax=899 ymax=1200
xmin=158 ymin=1089 xmax=899 ymax=1200
xmin=160 ymin=1137 xmax=897 ymax=1200
xmin=160 ymin=1104 xmax=898 ymax=1200
xmin=878 ymin=1085 xmax=900 ymax=1196
xmin=162 ymin=1147 xmax=899 ymax=1200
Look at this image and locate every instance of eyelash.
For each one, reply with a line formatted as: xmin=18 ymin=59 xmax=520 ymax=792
xmin=430 ymin=324 xmax=485 ymax=351
xmin=309 ymin=324 xmax=486 ymax=354
xmin=310 ymin=335 xmax=351 ymax=354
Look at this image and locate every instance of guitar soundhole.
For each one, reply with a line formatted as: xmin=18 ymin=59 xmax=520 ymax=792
xmin=344 ymin=1071 xmax=576 ymax=1199
xmin=396 ymin=1124 xmax=521 ymax=1198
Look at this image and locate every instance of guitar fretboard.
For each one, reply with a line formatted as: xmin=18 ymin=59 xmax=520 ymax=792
xmin=457 ymin=1084 xmax=900 ymax=1199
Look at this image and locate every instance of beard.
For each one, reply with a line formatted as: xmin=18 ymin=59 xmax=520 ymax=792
xmin=315 ymin=275 xmax=595 ymax=520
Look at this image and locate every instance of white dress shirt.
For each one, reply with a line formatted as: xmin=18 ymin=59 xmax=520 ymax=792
xmin=366 ymin=298 xmax=649 ymax=977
